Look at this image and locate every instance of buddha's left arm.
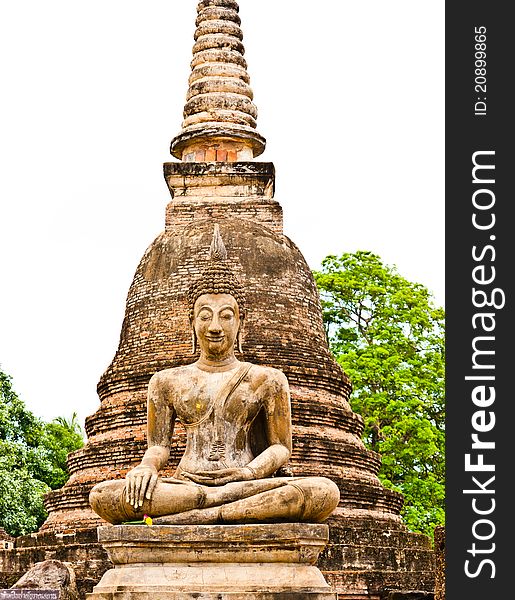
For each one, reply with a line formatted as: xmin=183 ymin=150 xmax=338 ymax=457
xmin=245 ymin=369 xmax=292 ymax=479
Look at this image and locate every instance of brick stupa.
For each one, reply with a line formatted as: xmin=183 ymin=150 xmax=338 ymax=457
xmin=4 ymin=1 xmax=435 ymax=597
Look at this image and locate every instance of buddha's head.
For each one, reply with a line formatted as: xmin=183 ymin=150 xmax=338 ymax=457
xmin=187 ymin=225 xmax=245 ymax=358
xmin=192 ymin=293 xmax=240 ymax=361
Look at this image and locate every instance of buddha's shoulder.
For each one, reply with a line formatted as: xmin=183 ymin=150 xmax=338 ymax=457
xmin=247 ymin=363 xmax=289 ymax=389
xmin=149 ymin=364 xmax=197 ymax=387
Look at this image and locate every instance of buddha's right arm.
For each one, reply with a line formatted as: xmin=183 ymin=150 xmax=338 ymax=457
xmin=125 ymin=373 xmax=175 ymax=509
xmin=146 ymin=372 xmax=175 ymax=460
xmin=139 ymin=445 xmax=170 ymax=471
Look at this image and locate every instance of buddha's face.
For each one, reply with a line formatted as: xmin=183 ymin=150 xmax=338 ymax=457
xmin=193 ymin=293 xmax=240 ymax=361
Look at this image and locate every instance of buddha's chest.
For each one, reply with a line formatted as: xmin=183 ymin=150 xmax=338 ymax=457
xmin=173 ymin=371 xmax=263 ymax=428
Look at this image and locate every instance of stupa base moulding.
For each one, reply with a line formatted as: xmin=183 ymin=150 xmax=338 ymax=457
xmin=86 ymin=523 xmax=336 ymax=600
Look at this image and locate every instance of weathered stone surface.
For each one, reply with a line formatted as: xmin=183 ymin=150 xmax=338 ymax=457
xmin=0 ymin=529 xmax=14 ymax=552
xmin=170 ymin=0 xmax=266 ymax=160
xmin=87 ymin=524 xmax=336 ymax=600
xmin=164 ymin=163 xmax=281 ymax=234
xmin=0 ymin=530 xmax=109 ymax=597
xmin=89 ymin=591 xmax=333 ymax=600
xmin=383 ymin=593 xmax=433 ymax=600
xmin=320 ymin=523 xmax=435 ymax=599
xmin=10 ymin=560 xmax=79 ymax=600
xmin=0 ymin=530 xmax=12 ymax=541
xmin=433 ymin=526 xmax=445 ymax=600
xmin=99 ymin=523 xmax=328 ymax=564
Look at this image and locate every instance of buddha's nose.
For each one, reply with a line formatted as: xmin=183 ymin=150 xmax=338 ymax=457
xmin=208 ymin=315 xmax=222 ymax=333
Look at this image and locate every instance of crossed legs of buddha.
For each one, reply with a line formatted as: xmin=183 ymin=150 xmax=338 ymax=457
xmin=89 ymin=476 xmax=340 ymax=525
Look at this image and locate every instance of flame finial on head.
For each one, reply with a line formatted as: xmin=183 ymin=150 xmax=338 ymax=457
xmin=209 ymin=223 xmax=228 ymax=262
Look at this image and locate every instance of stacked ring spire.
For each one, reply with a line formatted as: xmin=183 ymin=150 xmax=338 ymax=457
xmin=170 ymin=0 xmax=266 ymax=161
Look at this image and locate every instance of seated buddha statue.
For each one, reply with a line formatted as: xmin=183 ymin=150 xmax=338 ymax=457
xmin=89 ymin=225 xmax=340 ymax=525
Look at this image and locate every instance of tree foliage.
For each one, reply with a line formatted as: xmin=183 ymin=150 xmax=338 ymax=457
xmin=0 ymin=370 xmax=84 ymax=536
xmin=314 ymin=251 xmax=445 ymax=537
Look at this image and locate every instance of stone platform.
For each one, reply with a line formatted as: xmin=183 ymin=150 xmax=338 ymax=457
xmin=87 ymin=523 xmax=336 ymax=600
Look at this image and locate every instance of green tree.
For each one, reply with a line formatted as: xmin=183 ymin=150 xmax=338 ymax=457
xmin=53 ymin=412 xmax=83 ymax=435
xmin=39 ymin=413 xmax=84 ymax=489
xmin=313 ymin=251 xmax=445 ymax=537
xmin=0 ymin=369 xmax=84 ymax=536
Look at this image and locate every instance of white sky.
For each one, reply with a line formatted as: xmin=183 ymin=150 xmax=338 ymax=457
xmin=0 ymin=1 xmax=444 ymax=427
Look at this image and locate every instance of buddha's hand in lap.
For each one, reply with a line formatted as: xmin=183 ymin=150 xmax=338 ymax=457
xmin=125 ymin=464 xmax=159 ymax=510
xmin=181 ymin=466 xmax=255 ymax=486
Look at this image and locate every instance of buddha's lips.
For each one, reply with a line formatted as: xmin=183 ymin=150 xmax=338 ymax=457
xmin=206 ymin=336 xmax=224 ymax=342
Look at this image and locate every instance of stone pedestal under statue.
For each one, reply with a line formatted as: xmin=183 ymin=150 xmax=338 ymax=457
xmin=87 ymin=523 xmax=335 ymax=600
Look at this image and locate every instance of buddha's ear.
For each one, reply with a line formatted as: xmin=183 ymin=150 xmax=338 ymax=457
xmin=190 ymin=324 xmax=197 ymax=355
xmin=236 ymin=317 xmax=244 ymax=354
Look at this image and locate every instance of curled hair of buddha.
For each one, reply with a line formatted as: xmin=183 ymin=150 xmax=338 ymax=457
xmin=187 ymin=224 xmax=246 ymax=321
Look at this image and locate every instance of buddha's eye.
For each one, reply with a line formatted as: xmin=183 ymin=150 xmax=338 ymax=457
xmin=221 ymin=312 xmax=234 ymax=320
